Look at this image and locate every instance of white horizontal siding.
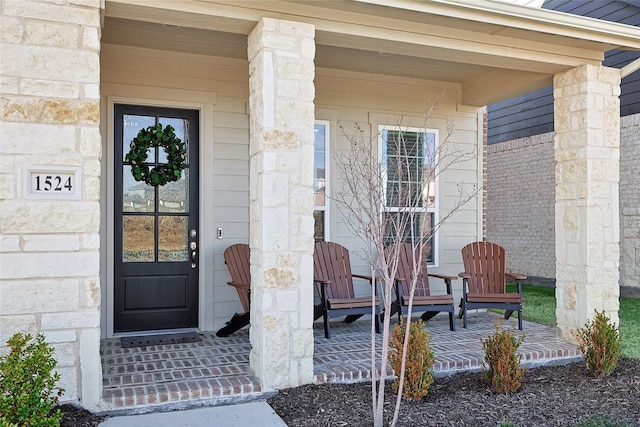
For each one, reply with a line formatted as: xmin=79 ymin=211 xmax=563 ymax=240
xmin=101 ymin=45 xmax=251 ymax=333
xmin=101 ymin=45 xmax=482 ymax=332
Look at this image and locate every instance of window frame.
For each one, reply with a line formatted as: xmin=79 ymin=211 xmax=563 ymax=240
xmin=378 ymin=125 xmax=439 ymax=266
xmin=314 ymin=120 xmax=330 ymax=242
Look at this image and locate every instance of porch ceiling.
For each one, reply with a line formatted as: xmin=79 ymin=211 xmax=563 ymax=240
xmin=102 ymin=0 xmax=640 ymax=106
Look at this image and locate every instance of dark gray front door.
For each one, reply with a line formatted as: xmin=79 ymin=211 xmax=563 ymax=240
xmin=114 ymin=104 xmax=199 ymax=333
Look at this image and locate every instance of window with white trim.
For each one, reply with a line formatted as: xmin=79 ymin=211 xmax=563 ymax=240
xmin=314 ymin=121 xmax=330 ymax=241
xmin=380 ymin=126 xmax=438 ymax=265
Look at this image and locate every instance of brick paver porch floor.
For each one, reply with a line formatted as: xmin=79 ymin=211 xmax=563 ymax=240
xmin=99 ymin=312 xmax=581 ymax=414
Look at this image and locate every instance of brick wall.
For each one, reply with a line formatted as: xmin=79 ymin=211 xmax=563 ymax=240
xmin=486 ymin=133 xmax=556 ymax=279
xmin=620 ymin=114 xmax=640 ymax=290
xmin=487 ymin=112 xmax=640 ymax=293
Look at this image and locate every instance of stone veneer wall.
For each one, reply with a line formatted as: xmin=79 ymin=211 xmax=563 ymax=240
xmin=247 ymin=18 xmax=316 ymax=390
xmin=487 ymin=113 xmax=640 ymax=295
xmin=554 ymin=64 xmax=621 ymax=337
xmin=0 ymin=0 xmax=103 ymax=409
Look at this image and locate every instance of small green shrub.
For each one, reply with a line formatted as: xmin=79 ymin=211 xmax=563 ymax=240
xmin=576 ymin=413 xmax=632 ymax=427
xmin=0 ymin=333 xmax=64 ymax=427
xmin=481 ymin=320 xmax=525 ymax=394
xmin=388 ymin=319 xmax=435 ymax=400
xmin=574 ymin=310 xmax=621 ymax=377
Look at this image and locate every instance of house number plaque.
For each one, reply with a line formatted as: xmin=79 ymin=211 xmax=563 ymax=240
xmin=25 ymin=166 xmax=81 ymax=199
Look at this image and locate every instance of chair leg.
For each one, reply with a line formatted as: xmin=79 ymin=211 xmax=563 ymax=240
xmin=344 ymin=314 xmax=363 ymax=323
xmin=420 ymin=311 xmax=438 ymax=322
xmin=518 ymin=310 xmax=523 ymax=330
xmin=323 ymin=312 xmax=330 ymax=339
xmin=313 ymin=303 xmax=323 ymax=321
xmin=458 ymin=298 xmax=468 ymax=328
xmin=215 ymin=311 xmax=250 ymax=337
xmin=374 ymin=313 xmax=381 ymax=334
xmin=505 ymin=309 xmax=514 ymax=320
xmin=462 ymin=302 xmax=468 ymax=329
xmin=389 ymin=300 xmax=401 ymax=323
xmin=448 ymin=311 xmax=456 ymax=332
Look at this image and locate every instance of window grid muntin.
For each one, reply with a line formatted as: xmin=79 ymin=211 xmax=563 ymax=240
xmin=380 ymin=126 xmax=438 ymax=265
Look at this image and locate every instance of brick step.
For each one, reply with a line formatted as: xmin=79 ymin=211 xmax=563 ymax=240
xmin=101 ymin=375 xmax=263 ymax=411
xmin=102 ymin=355 xmax=250 ymax=376
xmin=103 ymin=363 xmax=254 ymax=388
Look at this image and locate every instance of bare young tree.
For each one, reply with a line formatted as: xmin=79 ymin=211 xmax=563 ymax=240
xmin=333 ymin=102 xmax=479 ymax=427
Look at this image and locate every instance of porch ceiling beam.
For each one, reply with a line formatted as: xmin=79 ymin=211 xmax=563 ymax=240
xmin=621 ymin=57 xmax=640 ymax=79
xmin=461 ymin=69 xmax=551 ymax=106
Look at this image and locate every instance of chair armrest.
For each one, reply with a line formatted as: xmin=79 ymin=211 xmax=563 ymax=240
xmin=313 ymin=278 xmax=330 ymax=307
xmin=353 ymin=274 xmax=380 ymax=291
xmin=427 ymin=273 xmax=455 ymax=295
xmin=458 ymin=273 xmax=471 ymax=279
xmin=227 ymin=281 xmax=250 ymax=290
xmin=428 ymin=273 xmax=456 ymax=295
xmin=506 ymin=273 xmax=525 ymax=295
xmin=428 ymin=273 xmax=458 ymax=281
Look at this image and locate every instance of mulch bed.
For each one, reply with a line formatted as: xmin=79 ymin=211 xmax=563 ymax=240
xmin=268 ymin=358 xmax=640 ymax=426
xmin=59 ymin=404 xmax=105 ymax=427
xmin=58 ymin=359 xmax=640 ymax=426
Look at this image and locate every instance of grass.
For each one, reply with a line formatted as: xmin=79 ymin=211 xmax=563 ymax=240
xmin=576 ymin=414 xmax=633 ymax=427
xmin=493 ymin=283 xmax=640 ymax=359
xmin=509 ymin=283 xmax=555 ymax=327
xmin=619 ymin=295 xmax=640 ymax=359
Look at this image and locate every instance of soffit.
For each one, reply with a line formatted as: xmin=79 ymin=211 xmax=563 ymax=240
xmin=102 ymin=0 xmax=640 ymax=106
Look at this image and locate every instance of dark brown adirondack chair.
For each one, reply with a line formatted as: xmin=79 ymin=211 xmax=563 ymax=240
xmin=386 ymin=243 xmax=456 ymax=331
xmin=458 ymin=241 xmax=526 ymax=330
xmin=313 ymin=241 xmax=382 ymax=339
xmin=216 ymin=244 xmax=251 ymax=337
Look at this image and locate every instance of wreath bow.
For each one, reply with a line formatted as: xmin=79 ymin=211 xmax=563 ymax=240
xmin=125 ymin=124 xmax=187 ymax=186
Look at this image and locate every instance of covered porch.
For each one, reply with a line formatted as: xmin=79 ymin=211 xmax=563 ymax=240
xmin=99 ymin=313 xmax=580 ymax=413
xmin=97 ymin=0 xmax=640 ymax=401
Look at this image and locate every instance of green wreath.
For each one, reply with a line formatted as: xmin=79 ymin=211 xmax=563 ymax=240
xmin=125 ymin=123 xmax=187 ymax=186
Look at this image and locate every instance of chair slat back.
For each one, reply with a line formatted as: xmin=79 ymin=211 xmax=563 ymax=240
xmin=461 ymin=241 xmax=506 ymax=294
xmin=314 ymin=241 xmax=356 ymax=299
xmin=224 ymin=244 xmax=251 ymax=312
xmin=386 ymin=243 xmax=431 ymax=297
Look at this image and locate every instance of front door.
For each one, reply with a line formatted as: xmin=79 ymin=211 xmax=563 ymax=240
xmin=114 ymin=104 xmax=199 ymax=333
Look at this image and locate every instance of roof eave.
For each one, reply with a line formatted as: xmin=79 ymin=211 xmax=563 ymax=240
xmin=355 ymin=0 xmax=640 ymax=51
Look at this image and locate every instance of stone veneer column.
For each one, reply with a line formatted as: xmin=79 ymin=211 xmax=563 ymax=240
xmin=247 ymin=18 xmax=315 ymax=389
xmin=554 ymin=64 xmax=621 ymax=340
xmin=0 ymin=0 xmax=102 ymax=409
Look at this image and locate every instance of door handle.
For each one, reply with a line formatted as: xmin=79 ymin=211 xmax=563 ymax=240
xmin=190 ymin=242 xmax=197 ymax=268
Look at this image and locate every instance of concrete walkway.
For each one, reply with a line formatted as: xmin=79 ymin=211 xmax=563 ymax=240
xmin=98 ymin=401 xmax=287 ymax=426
